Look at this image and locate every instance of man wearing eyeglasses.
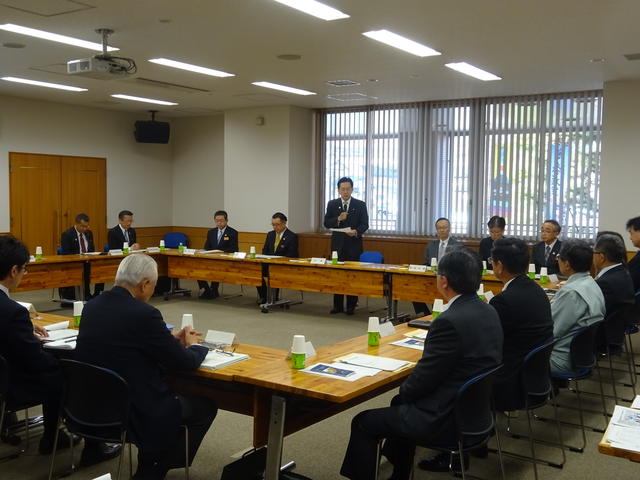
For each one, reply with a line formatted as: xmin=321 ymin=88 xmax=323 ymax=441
xmin=531 ymin=219 xmax=562 ymax=275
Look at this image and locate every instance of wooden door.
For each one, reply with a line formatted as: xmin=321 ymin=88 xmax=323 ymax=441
xmin=60 ymin=156 xmax=107 ymax=252
xmin=9 ymin=153 xmax=61 ymax=254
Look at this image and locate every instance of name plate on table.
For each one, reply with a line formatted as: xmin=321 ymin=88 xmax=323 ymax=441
xmin=408 ymin=264 xmax=427 ymax=272
xmin=147 ymin=247 xmax=160 ymax=253
xmin=109 ymin=249 xmax=123 ymax=256
xmin=233 ymin=252 xmax=247 ymax=259
xmin=310 ymin=257 xmax=327 ymax=265
xmin=183 ymin=248 xmax=196 ymax=255
xmin=549 ymin=274 xmax=559 ymax=283
xmin=484 ymin=290 xmax=495 ymax=302
xmin=379 ymin=321 xmax=396 ymax=337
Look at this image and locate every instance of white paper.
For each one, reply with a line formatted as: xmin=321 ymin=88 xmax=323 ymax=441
xmin=183 ymin=248 xmax=196 ymax=255
xmin=84 ymin=251 xmax=102 ymax=255
xmin=330 ymin=227 xmax=354 ymax=233
xmin=233 ymin=252 xmax=247 ymax=259
xmin=92 ymin=474 xmax=112 ymax=480
xmin=549 ymin=274 xmax=559 ymax=283
xmin=606 ymin=424 xmax=640 ymax=452
xmin=391 ymin=338 xmax=425 ymax=351
xmin=17 ymin=301 xmax=35 ymax=313
xmin=200 ymin=350 xmax=249 ymax=370
xmin=338 ymin=353 xmax=411 ymax=372
xmin=43 ymin=338 xmax=77 ymax=350
xmin=147 ymin=247 xmax=161 ymax=253
xmin=404 ymin=329 xmax=428 ymax=340
xmin=205 ymin=330 xmax=236 ymax=347
xmin=44 ymin=320 xmax=70 ymax=331
xmin=484 ymin=290 xmax=495 ymax=302
xmin=379 ymin=321 xmax=396 ymax=338
xmin=108 ymin=249 xmax=123 ymax=256
xmin=612 ymin=405 xmax=640 ymax=428
xmin=408 ymin=264 xmax=427 ymax=272
xmin=198 ymin=249 xmax=223 ymax=254
xmin=310 ymin=257 xmax=327 ymax=264
xmin=301 ymin=362 xmax=380 ymax=382
xmin=631 ymin=395 xmax=640 ymax=409
xmin=255 ymin=254 xmax=283 ymax=259
xmin=41 ymin=329 xmax=78 ymax=342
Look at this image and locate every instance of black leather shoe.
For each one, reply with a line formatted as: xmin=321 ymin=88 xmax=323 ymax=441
xmin=199 ymin=290 xmax=213 ymax=300
xmin=330 ymin=308 xmax=343 ymax=314
xmin=39 ymin=431 xmax=82 ymax=455
xmin=79 ymin=443 xmax=122 ymax=467
xmin=211 ymin=290 xmax=220 ymax=299
xmin=345 ymin=309 xmax=355 ymax=316
xmin=418 ymin=452 xmax=469 ymax=472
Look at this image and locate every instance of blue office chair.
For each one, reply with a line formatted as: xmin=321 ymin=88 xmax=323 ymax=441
xmin=162 ymin=232 xmax=191 ymax=300
xmin=103 ymin=243 xmax=109 ymax=253
xmin=359 ymin=251 xmax=384 ymax=312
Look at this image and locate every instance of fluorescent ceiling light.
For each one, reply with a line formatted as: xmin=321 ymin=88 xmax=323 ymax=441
xmin=111 ymin=94 xmax=178 ymax=105
xmin=271 ymin=0 xmax=349 ymax=21
xmin=362 ymin=30 xmax=440 ymax=57
xmin=252 ymin=81 xmax=316 ymax=95
xmin=445 ymin=62 xmax=501 ymax=81
xmin=0 ymin=23 xmax=118 ymax=52
xmin=1 ymin=76 xmax=87 ymax=92
xmin=148 ymin=58 xmax=234 ymax=77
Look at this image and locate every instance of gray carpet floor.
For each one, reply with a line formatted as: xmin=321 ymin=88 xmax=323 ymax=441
xmin=3 ymin=280 xmax=639 ymax=479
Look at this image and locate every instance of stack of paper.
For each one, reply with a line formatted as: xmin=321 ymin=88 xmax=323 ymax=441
xmin=200 ymin=350 xmax=249 ymax=370
xmin=391 ymin=338 xmax=425 ymax=351
xmin=404 ymin=329 xmax=428 ymax=340
xmin=301 ymin=362 xmax=380 ymax=382
xmin=605 ymin=405 xmax=640 ymax=452
xmin=43 ymin=338 xmax=77 ymax=350
xmin=41 ymin=321 xmax=78 ymax=342
xmin=337 ymin=353 xmax=411 ymax=371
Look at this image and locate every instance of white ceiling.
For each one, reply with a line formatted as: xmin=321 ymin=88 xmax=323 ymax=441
xmin=0 ymin=0 xmax=639 ymax=117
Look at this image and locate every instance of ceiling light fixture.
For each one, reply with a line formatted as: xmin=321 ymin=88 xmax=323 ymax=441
xmin=1 ymin=76 xmax=87 ymax=91
xmin=0 ymin=23 xmax=118 ymax=52
xmin=148 ymin=58 xmax=234 ymax=77
xmin=252 ymin=81 xmax=316 ymax=95
xmin=111 ymin=94 xmax=178 ymax=105
xmin=445 ymin=62 xmax=501 ymax=81
xmin=271 ymin=0 xmax=349 ymax=21
xmin=362 ymin=30 xmax=440 ymax=57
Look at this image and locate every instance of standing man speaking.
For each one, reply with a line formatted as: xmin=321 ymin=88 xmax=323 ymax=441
xmin=323 ymin=177 xmax=369 ymax=315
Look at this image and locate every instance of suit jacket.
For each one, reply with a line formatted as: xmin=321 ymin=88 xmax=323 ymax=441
xmin=423 ymin=237 xmax=461 ymax=265
xmin=74 ymin=286 xmax=208 ymax=454
xmin=478 ymin=237 xmax=494 ymax=266
xmin=60 ymin=226 xmax=95 ymax=254
xmin=531 ymin=240 xmax=562 ymax=275
xmin=0 ymin=290 xmax=60 ymax=404
xmin=489 ymin=275 xmax=554 ymax=410
xmin=596 ymin=265 xmax=636 ymax=344
xmin=628 ymin=252 xmax=640 ymax=293
xmin=107 ymin=225 xmax=137 ymax=250
xmin=262 ymin=229 xmax=298 ymax=257
xmin=323 ymin=197 xmax=369 ymax=261
xmin=203 ymin=226 xmax=239 ymax=253
xmin=397 ymin=293 xmax=503 ymax=435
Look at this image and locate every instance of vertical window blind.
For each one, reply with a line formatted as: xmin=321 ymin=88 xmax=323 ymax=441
xmin=320 ymin=91 xmax=602 ymax=239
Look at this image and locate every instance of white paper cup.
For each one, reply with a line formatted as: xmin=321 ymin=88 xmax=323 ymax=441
xmin=250 ymin=246 xmax=256 ymax=253
xmin=332 ymin=251 xmax=338 ymax=259
xmin=430 ymin=257 xmax=438 ymax=267
xmin=159 ymin=240 xmax=165 ymax=247
xmin=181 ymin=313 xmax=193 ymax=329
xmin=477 ymin=283 xmax=485 ymax=294
xmin=291 ymin=334 xmax=306 ymax=354
xmin=368 ymin=317 xmax=380 ymax=333
xmin=35 ymin=246 xmax=43 ymax=255
xmin=433 ymin=298 xmax=444 ymax=313
xmin=123 ymin=242 xmax=129 ymax=250
xmin=73 ymin=301 xmax=84 ymax=317
xmin=540 ymin=267 xmax=548 ymax=276
xmin=482 ymin=260 xmax=487 ymax=269
xmin=528 ymin=263 xmax=536 ymax=273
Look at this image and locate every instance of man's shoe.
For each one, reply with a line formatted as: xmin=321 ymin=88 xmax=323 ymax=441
xmin=418 ymin=452 xmax=469 ymax=472
xmin=199 ymin=290 xmax=213 ymax=300
xmin=38 ymin=431 xmax=82 ymax=455
xmin=211 ymin=290 xmax=220 ymax=299
xmin=79 ymin=443 xmax=122 ymax=467
xmin=345 ymin=309 xmax=355 ymax=316
xmin=330 ymin=308 xmax=343 ymax=314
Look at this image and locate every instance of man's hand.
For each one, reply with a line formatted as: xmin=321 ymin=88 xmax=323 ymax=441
xmin=338 ymin=212 xmax=348 ymax=222
xmin=345 ymin=229 xmax=357 ymax=237
xmin=33 ymin=324 xmax=49 ymax=338
xmin=131 ymin=243 xmax=141 ymax=250
xmin=174 ymin=326 xmax=201 ymax=347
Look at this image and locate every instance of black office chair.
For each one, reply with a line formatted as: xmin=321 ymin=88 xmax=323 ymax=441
xmin=496 ymin=338 xmax=565 ymax=480
xmin=375 ymin=364 xmax=505 ymax=480
xmin=549 ymin=321 xmax=608 ymax=453
xmin=0 ymin=354 xmax=43 ymax=461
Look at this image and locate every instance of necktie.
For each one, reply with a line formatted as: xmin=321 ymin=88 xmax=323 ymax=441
xmin=274 ymin=233 xmax=281 ymax=250
xmin=123 ymin=229 xmax=129 ymax=243
xmin=545 ymin=245 xmax=551 ymax=262
xmin=343 ymin=202 xmax=348 ymax=212
xmin=438 ymin=241 xmax=445 ymax=261
xmin=217 ymin=230 xmax=223 ymax=244
xmin=79 ymin=234 xmax=86 ymax=254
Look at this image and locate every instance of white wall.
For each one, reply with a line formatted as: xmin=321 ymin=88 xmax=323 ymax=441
xmin=171 ymin=115 xmax=224 ymax=226
xmin=0 ymin=95 xmax=173 ymax=231
xmin=288 ymin=106 xmax=314 ymax=232
xmin=600 ymin=80 xmax=640 ymax=249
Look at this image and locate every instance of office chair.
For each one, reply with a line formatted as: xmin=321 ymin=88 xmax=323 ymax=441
xmin=162 ymin=232 xmax=192 ymax=300
xmin=375 ymin=364 xmax=505 ymax=480
xmin=359 ymin=251 xmax=385 ymax=313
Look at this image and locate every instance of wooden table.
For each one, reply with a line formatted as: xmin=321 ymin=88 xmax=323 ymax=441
xmin=165 ymin=251 xmax=263 ymax=286
xmin=15 ymin=255 xmax=86 ymax=293
xmin=598 ymin=420 xmax=640 ymax=462
xmin=88 ymin=252 xmax=167 ymax=284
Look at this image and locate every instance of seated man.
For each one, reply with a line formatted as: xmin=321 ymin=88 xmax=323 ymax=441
xmin=198 ymin=210 xmax=239 ymax=299
xmin=340 ymin=249 xmax=503 ymax=480
xmin=593 ymin=233 xmax=635 ymax=352
xmin=550 ymin=240 xmax=605 ymax=374
xmin=75 ymin=254 xmax=217 ymax=479
xmin=59 ymin=213 xmax=104 ymax=300
xmin=413 ymin=217 xmax=461 ymax=316
xmin=108 ymin=209 xmax=141 ymax=251
xmin=489 ymin=237 xmax=554 ymax=411
xmin=626 ymin=216 xmax=640 ymax=294
xmin=257 ymin=212 xmax=299 ymax=304
xmin=531 ymin=219 xmax=562 ymax=275
xmin=0 ymin=235 xmax=118 ymax=464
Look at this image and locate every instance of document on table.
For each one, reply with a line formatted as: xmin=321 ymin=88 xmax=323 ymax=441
xmin=41 ymin=329 xmax=78 ymax=342
xmin=606 ymin=405 xmax=640 ymax=452
xmin=200 ymin=350 xmax=249 ymax=370
xmin=611 ymin=405 xmax=640 ymax=428
xmin=330 ymin=227 xmax=354 ymax=233
xmin=337 ymin=353 xmax=412 ymax=372
xmin=301 ymin=362 xmax=380 ymax=382
xmin=255 ymin=254 xmax=283 ymax=259
xmin=198 ymin=249 xmax=223 ymax=254
xmin=44 ymin=320 xmax=69 ymax=331
xmin=390 ymin=338 xmax=425 ymax=351
xmin=630 ymin=395 xmax=640 ymax=409
xmin=404 ymin=329 xmax=428 ymax=340
xmin=43 ymin=338 xmax=77 ymax=350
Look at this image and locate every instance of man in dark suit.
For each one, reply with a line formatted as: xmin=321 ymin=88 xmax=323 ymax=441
xmin=0 ymin=235 xmax=119 ymax=464
xmin=59 ymin=213 xmax=104 ymax=299
xmin=323 ymin=177 xmax=369 ymax=315
xmin=340 ymin=250 xmax=503 ymax=480
xmin=75 ymin=254 xmax=217 ymax=479
xmin=489 ymin=237 xmax=553 ymax=411
xmin=413 ymin=217 xmax=461 ymax=316
xmin=257 ymin=212 xmax=299 ymax=304
xmin=626 ymin=216 xmax=640 ymax=294
xmin=531 ymin=219 xmax=562 ymax=275
xmin=107 ymin=209 xmax=140 ymax=251
xmin=593 ymin=234 xmax=635 ymax=351
xmin=478 ymin=215 xmax=506 ymax=268
xmin=197 ymin=210 xmax=239 ymax=299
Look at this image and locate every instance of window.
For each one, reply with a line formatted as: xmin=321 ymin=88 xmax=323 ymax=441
xmin=319 ymin=91 xmax=602 ymax=239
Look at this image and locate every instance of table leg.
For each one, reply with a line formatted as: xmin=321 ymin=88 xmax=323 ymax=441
xmin=82 ymin=260 xmax=90 ymax=301
xmin=265 ymin=395 xmax=286 ymax=480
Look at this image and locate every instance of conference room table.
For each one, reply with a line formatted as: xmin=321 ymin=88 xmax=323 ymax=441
xmin=35 ymin=312 xmax=423 ymax=480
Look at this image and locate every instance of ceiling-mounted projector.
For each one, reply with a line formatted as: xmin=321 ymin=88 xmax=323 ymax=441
xmin=67 ymin=28 xmax=136 ymax=80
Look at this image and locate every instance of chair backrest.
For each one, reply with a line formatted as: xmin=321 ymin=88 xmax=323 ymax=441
xmin=359 ymin=251 xmax=384 ymax=264
xmin=59 ymin=359 xmax=129 ymax=431
xmin=57 ymin=246 xmax=63 ymax=255
xmin=103 ymin=243 xmax=109 ymax=252
xmin=163 ymin=232 xmax=188 ymax=249
xmin=568 ymin=321 xmax=603 ymax=371
xmin=455 ymin=364 xmax=502 ymax=441
xmin=0 ymin=355 xmax=8 ymax=403
xmin=521 ymin=338 xmax=557 ymax=407
xmin=604 ymin=305 xmax=634 ymax=347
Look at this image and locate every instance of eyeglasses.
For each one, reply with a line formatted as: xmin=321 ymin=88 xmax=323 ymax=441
xmin=199 ymin=341 xmax=237 ymax=356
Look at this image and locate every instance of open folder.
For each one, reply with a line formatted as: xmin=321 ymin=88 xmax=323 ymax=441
xmin=200 ymin=350 xmax=249 ymax=370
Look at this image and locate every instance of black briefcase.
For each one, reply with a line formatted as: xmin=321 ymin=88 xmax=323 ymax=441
xmin=220 ymin=448 xmax=266 ymax=480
